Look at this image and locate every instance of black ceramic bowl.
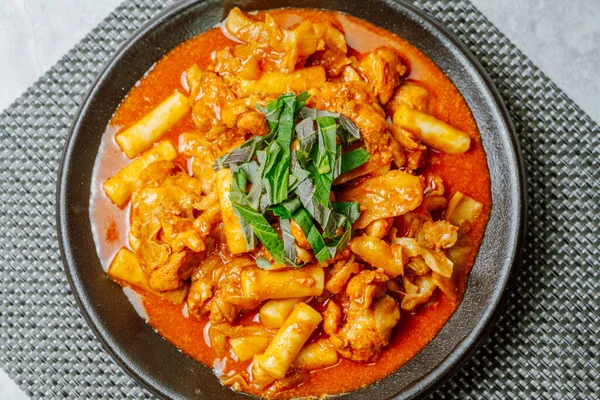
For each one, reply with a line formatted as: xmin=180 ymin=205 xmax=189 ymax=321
xmin=57 ymin=0 xmax=526 ymax=399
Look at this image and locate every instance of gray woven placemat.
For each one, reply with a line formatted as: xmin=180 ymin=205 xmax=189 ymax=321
xmin=0 ymin=0 xmax=598 ymax=398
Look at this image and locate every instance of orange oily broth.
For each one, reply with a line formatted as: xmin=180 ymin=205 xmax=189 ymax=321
xmin=91 ymin=8 xmax=491 ymax=399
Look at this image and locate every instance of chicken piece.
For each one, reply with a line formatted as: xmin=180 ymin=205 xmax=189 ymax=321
xmin=220 ymin=98 xmax=249 ymax=128
xmin=209 ymin=256 xmax=260 ymax=325
xmin=340 ymin=64 xmax=363 ymax=82
xmin=133 ymin=215 xmax=171 ymax=271
xmin=136 ymin=160 xmax=178 ymax=189
xmin=388 ymin=122 xmax=423 ymax=151
xmin=308 ymin=22 xmax=350 ymax=76
xmin=389 ymin=134 xmax=407 ymax=168
xmin=338 ymin=170 xmax=424 ymax=229
xmin=386 ymin=82 xmax=432 ymax=115
xmin=163 ymin=215 xmax=206 ymax=253
xmin=359 ymin=48 xmax=407 ymax=105
xmin=212 ymin=47 xmax=242 ymax=77
xmin=307 ymin=80 xmax=383 ymax=123
xmin=308 ymin=81 xmax=394 ymax=165
xmin=187 ymin=253 xmax=224 ymax=318
xmin=163 ymin=213 xmax=206 ymax=251
xmin=416 ymin=220 xmax=458 ymax=250
xmin=130 ymin=167 xmax=223 ymax=292
xmin=329 ymin=295 xmax=400 ymax=362
xmin=401 ymin=273 xmax=437 ymax=310
xmin=159 ymin=201 xmax=218 ymax=254
xmin=178 ymin=132 xmax=217 ymax=159
xmin=406 ymin=148 xmax=427 ymax=172
xmin=210 ymin=290 xmax=238 ymax=325
xmin=184 ymin=64 xmax=204 ymax=92
xmin=188 ymin=67 xmax=237 ymax=133
xmin=212 ymin=47 xmax=243 ymax=80
xmin=346 ymin=270 xmax=388 ymax=309
xmin=349 ymin=235 xmax=404 ymax=278
xmin=390 ymin=124 xmax=427 ymax=173
xmin=188 ymin=278 xmax=213 ymax=318
xmin=149 ymin=250 xmax=199 ymax=291
xmin=195 ymin=191 xmax=219 ymax=213
xmin=130 ymin=170 xmax=207 ymax=265
xmin=193 ymin=199 xmax=221 ymax=239
xmin=326 ymin=259 xmax=363 ymax=294
xmin=178 ymin=132 xmax=232 ymax=196
xmin=364 ymin=218 xmax=393 ymax=239
xmin=237 ymin=111 xmax=270 ymax=136
xmin=388 ymin=123 xmax=429 ymax=172
xmin=323 ymin=300 xmax=342 ymax=335
xmin=192 ymin=160 xmax=217 ymax=195
xmin=220 ymin=96 xmax=271 ymax=137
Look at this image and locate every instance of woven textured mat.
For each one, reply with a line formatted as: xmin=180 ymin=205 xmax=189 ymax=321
xmin=0 ymin=0 xmax=598 ymax=398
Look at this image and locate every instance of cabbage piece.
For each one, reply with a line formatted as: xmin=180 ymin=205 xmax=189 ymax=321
xmin=338 ymin=169 xmax=424 ymax=229
xmin=445 ymin=191 xmax=483 ymax=227
xmin=393 ymin=237 xmax=453 ymax=278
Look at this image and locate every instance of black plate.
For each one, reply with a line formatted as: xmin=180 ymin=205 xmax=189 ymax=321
xmin=57 ymin=0 xmax=526 ymax=398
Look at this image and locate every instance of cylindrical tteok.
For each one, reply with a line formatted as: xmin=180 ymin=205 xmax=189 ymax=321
xmin=254 ymin=303 xmax=322 ymax=379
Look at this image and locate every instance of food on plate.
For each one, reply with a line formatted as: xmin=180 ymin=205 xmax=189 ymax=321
xmin=90 ymin=7 xmax=490 ymax=398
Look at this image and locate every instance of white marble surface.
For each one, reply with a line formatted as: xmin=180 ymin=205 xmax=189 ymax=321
xmin=0 ymin=0 xmax=598 ymax=398
xmin=0 ymin=0 xmax=121 ymax=110
xmin=0 ymin=371 xmax=27 ymax=400
xmin=470 ymin=0 xmax=600 ymax=121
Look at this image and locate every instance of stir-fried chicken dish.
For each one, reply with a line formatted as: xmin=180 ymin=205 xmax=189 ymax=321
xmin=92 ymin=7 xmax=490 ymax=398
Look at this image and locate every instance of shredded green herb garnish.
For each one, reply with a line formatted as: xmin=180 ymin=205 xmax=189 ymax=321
xmin=341 ymin=148 xmax=371 ymax=174
xmin=215 ymin=92 xmax=370 ymax=268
